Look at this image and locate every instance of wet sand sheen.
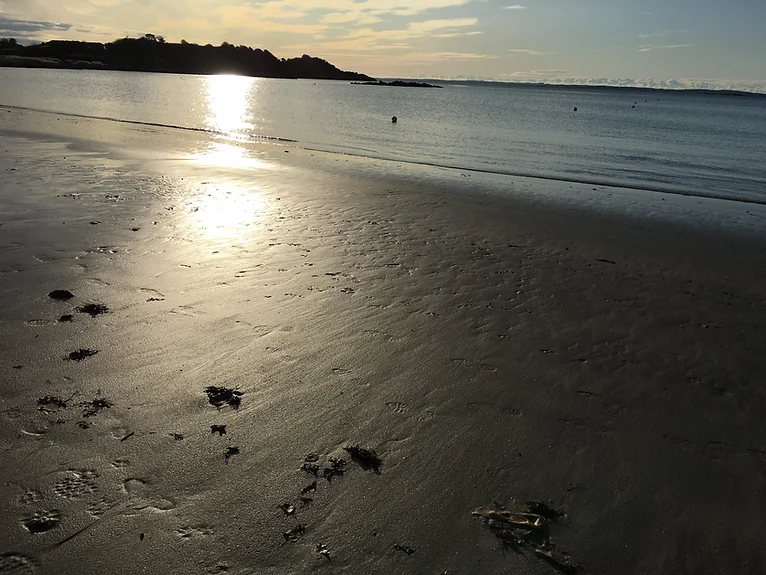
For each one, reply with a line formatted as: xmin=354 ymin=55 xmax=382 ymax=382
xmin=0 ymin=109 xmax=765 ymax=574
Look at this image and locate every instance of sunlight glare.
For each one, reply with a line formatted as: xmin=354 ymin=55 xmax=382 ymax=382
xmin=185 ymin=181 xmax=271 ymax=243
xmin=205 ymin=74 xmax=253 ymax=137
xmin=192 ymin=141 xmax=271 ymax=170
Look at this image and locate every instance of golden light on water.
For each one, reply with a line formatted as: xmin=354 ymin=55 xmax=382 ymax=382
xmin=205 ymin=74 xmax=252 ymax=136
xmin=194 ymin=75 xmax=270 ymax=169
xmin=184 ymin=76 xmax=272 ymax=242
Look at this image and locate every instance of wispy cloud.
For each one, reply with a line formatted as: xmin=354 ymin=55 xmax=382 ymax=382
xmin=637 ymin=29 xmax=688 ymax=39
xmin=0 ymin=15 xmax=72 ymax=36
xmin=638 ymin=44 xmax=697 ymax=52
xmin=509 ymin=48 xmax=546 ymax=55
xmin=503 ymin=4 xmax=526 ymax=9
xmin=402 ymin=51 xmax=497 ymax=62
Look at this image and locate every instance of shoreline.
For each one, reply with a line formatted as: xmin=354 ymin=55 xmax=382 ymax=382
xmin=1 ymin=110 xmax=765 ymax=574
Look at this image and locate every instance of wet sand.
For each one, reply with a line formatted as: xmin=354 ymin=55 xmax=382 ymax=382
xmin=1 ymin=108 xmax=765 ymax=574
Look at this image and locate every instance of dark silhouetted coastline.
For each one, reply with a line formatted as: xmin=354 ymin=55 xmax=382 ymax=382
xmin=0 ymin=35 xmax=375 ymax=81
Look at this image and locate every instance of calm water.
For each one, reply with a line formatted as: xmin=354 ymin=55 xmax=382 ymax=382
xmin=2 ymin=68 xmax=766 ymax=204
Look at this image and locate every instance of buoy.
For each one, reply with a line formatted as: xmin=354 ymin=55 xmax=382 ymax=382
xmin=573 ymin=107 xmax=577 ymax=112
xmin=392 ymin=116 xmax=398 ymax=123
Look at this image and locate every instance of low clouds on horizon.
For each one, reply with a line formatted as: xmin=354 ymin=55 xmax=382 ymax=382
xmin=0 ymin=0 xmax=764 ymax=91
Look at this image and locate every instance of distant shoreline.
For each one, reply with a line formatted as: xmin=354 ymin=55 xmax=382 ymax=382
xmin=395 ymin=77 xmax=766 ymax=98
xmin=0 ymin=37 xmax=375 ymax=82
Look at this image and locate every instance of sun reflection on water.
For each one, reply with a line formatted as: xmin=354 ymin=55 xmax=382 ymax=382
xmin=183 ymin=77 xmax=273 ymax=242
xmin=205 ymin=74 xmax=253 ymax=137
xmin=193 ymin=75 xmax=271 ymax=169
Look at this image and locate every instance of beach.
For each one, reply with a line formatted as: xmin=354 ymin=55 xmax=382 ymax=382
xmin=1 ymin=107 xmax=765 ymax=574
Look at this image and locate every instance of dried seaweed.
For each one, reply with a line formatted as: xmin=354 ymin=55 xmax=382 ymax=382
xmin=80 ymin=397 xmax=113 ymax=417
xmin=76 ymin=303 xmax=109 ymax=317
xmin=66 ymin=349 xmax=98 ymax=362
xmin=322 ymin=457 xmax=346 ymax=482
xmin=204 ymin=386 xmax=242 ymax=409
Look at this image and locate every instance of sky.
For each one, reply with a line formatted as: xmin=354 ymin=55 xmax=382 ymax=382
xmin=1 ymin=0 xmax=765 ymax=92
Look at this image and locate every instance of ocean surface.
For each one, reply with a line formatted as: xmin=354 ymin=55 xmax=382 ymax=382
xmin=1 ymin=67 xmax=765 ymax=204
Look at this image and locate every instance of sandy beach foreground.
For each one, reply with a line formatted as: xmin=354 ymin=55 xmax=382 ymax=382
xmin=1 ymin=108 xmax=765 ymax=575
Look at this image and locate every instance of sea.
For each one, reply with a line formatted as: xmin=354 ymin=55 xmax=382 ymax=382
xmin=1 ymin=67 xmax=765 ymax=205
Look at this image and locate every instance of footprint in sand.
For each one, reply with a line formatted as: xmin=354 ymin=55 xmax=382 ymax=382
xmin=18 ymin=491 xmax=44 ymax=505
xmin=87 ymin=499 xmax=114 ymax=518
xmin=386 ymin=401 xmax=408 ymax=414
xmin=22 ymin=510 xmax=61 ymax=534
xmin=53 ymin=470 xmax=98 ymax=499
xmin=122 ymin=478 xmax=147 ymax=495
xmin=0 ymin=553 xmax=38 ymax=574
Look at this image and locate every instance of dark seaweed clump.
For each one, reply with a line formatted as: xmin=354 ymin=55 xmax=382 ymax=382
xmin=204 ymin=386 xmax=243 ymax=409
xmin=80 ymin=397 xmax=113 ymax=417
xmin=322 ymin=457 xmax=346 ymax=482
xmin=224 ymin=446 xmax=240 ymax=462
xmin=76 ymin=303 xmax=109 ymax=317
xmin=37 ymin=396 xmax=68 ymax=410
xmin=66 ymin=349 xmax=99 ymax=362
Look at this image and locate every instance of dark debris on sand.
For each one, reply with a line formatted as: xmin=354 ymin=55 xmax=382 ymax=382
xmin=48 ymin=290 xmax=74 ymax=301
xmin=344 ymin=446 xmax=382 ymax=472
xmin=323 ymin=457 xmax=346 ymax=482
xmin=301 ymin=454 xmax=320 ymax=476
xmin=76 ymin=303 xmax=109 ymax=317
xmin=283 ymin=524 xmax=305 ymax=542
xmin=301 ymin=481 xmax=317 ymax=494
xmin=211 ymin=425 xmax=227 ymax=436
xmin=472 ymin=503 xmax=580 ymax=573
xmin=535 ymin=549 xmax=580 ymax=574
xmin=316 ymin=544 xmax=331 ymax=560
xmin=37 ymin=396 xmax=69 ymax=410
xmin=224 ymin=446 xmax=240 ymax=462
xmin=66 ymin=349 xmax=99 ymax=362
xmin=393 ymin=543 xmax=416 ymax=555
xmin=204 ymin=386 xmax=243 ymax=409
xmin=80 ymin=397 xmax=113 ymax=417
xmin=59 ymin=314 xmax=74 ymax=323
xmin=300 ymin=453 xmax=348 ymax=481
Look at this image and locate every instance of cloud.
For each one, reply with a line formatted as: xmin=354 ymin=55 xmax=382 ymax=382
xmin=503 ymin=5 xmax=526 ymax=9
xmin=401 ymin=51 xmax=497 ymax=62
xmin=328 ymin=17 xmax=480 ymax=49
xmin=509 ymin=48 xmax=546 ymax=55
xmin=638 ymin=44 xmax=697 ymax=52
xmin=217 ymin=5 xmax=325 ymax=35
xmin=320 ymin=11 xmax=381 ymax=25
xmin=637 ymin=29 xmax=688 ymax=39
xmin=407 ymin=17 xmax=478 ymax=34
xmin=0 ymin=15 xmax=71 ymax=37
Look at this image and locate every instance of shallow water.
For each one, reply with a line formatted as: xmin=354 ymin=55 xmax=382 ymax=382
xmin=2 ymin=68 xmax=765 ymax=204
